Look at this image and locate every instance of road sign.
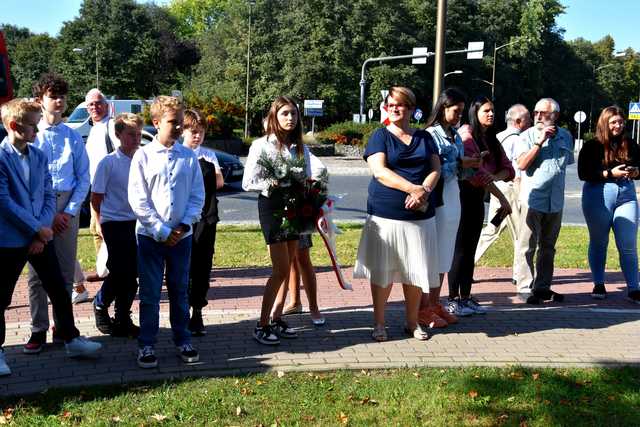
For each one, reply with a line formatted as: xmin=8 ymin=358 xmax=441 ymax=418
xmin=629 ymin=102 xmax=640 ymax=120
xmin=412 ymin=47 xmax=429 ymax=64
xmin=414 ymin=108 xmax=423 ymax=122
xmin=368 ymin=109 xmax=374 ymax=120
xmin=380 ymin=90 xmax=389 ymax=100
xmin=574 ymin=111 xmax=586 ymax=123
xmin=352 ymin=113 xmax=366 ymax=124
xmin=467 ymin=41 xmax=484 ymax=59
xmin=304 ymin=99 xmax=324 ymax=117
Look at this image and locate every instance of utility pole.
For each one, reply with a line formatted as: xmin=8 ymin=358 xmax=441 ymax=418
xmin=432 ymin=0 xmax=447 ymax=108
xmin=243 ymin=0 xmax=256 ymax=139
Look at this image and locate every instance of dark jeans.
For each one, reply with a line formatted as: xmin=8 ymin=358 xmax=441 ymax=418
xmin=95 ymin=220 xmax=138 ymax=322
xmin=189 ymin=220 xmax=217 ymax=309
xmin=448 ymin=181 xmax=486 ymax=299
xmin=0 ymin=244 xmax=79 ymax=347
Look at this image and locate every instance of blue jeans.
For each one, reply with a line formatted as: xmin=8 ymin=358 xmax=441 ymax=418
xmin=582 ymin=180 xmax=639 ymax=292
xmin=137 ymin=234 xmax=192 ymax=348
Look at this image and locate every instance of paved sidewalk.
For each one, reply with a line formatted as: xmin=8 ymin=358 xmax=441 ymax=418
xmin=2 ymin=266 xmax=639 ymax=396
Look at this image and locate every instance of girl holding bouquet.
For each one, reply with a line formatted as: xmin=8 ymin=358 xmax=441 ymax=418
xmin=242 ymin=96 xmax=312 ymax=345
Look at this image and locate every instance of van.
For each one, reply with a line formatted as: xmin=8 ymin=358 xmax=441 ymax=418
xmin=66 ymin=99 xmax=151 ymax=141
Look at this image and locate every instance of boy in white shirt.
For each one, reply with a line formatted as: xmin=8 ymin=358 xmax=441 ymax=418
xmin=91 ymin=113 xmax=142 ymax=338
xmin=128 ymin=96 xmax=204 ymax=368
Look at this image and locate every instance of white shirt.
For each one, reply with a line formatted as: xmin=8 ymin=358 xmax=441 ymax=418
xmin=497 ymin=126 xmax=522 ymax=179
xmin=187 ymin=144 xmax=221 ymax=172
xmin=128 ymin=137 xmax=204 ymax=242
xmin=85 ymin=116 xmax=120 ymax=181
xmin=242 ymin=134 xmax=312 ymax=197
xmin=9 ymin=143 xmax=30 ymax=184
xmin=92 ymin=148 xmax=136 ymax=223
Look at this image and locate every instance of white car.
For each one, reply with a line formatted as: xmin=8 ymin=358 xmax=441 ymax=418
xmin=67 ymin=99 xmax=152 ymax=141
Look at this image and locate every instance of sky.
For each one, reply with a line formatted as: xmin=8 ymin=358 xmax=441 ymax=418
xmin=0 ymin=0 xmax=638 ymax=52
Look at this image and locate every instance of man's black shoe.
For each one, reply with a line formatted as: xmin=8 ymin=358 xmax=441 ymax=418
xmin=93 ymin=301 xmax=112 ymax=334
xmin=189 ymin=308 xmax=206 ymax=337
xmin=111 ymin=317 xmax=140 ymax=338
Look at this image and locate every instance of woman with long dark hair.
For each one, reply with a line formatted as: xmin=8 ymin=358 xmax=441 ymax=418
xmin=578 ymin=106 xmax=640 ymax=303
xmin=418 ymin=88 xmax=482 ymax=324
xmin=242 ymin=96 xmax=311 ymax=345
xmin=448 ymin=96 xmax=514 ymax=315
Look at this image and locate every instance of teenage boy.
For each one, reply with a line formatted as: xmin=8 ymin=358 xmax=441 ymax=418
xmin=128 ymin=96 xmax=204 ymax=368
xmin=24 ymin=73 xmax=90 ymax=354
xmin=0 ymin=99 xmax=101 ymax=375
xmin=182 ymin=109 xmax=224 ymax=336
xmin=91 ymin=113 xmax=142 ymax=338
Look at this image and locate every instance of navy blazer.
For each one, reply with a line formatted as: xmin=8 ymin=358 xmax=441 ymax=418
xmin=0 ymin=138 xmax=56 ymax=248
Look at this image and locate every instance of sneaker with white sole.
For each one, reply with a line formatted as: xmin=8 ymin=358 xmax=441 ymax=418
xmin=177 ymin=343 xmax=199 ymax=363
xmin=71 ymin=287 xmax=90 ymax=304
xmin=137 ymin=346 xmax=158 ymax=368
xmin=461 ymin=296 xmax=488 ymax=314
xmin=446 ymin=298 xmax=473 ymax=317
xmin=253 ymin=323 xmax=280 ymax=345
xmin=0 ymin=349 xmax=11 ymax=376
xmin=591 ymin=284 xmax=607 ymax=300
xmin=65 ymin=336 xmax=102 ymax=358
xmin=270 ymin=318 xmax=297 ymax=338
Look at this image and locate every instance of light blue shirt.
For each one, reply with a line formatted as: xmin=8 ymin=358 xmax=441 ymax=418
xmin=515 ymin=126 xmax=574 ymax=213
xmin=426 ymin=124 xmax=463 ymax=181
xmin=32 ymin=121 xmax=90 ymax=216
xmin=92 ymin=148 xmax=136 ymax=223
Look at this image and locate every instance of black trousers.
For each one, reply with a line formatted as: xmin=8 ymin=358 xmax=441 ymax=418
xmin=448 ymin=181 xmax=486 ymax=299
xmin=0 ymin=244 xmax=79 ymax=347
xmin=189 ymin=220 xmax=217 ymax=309
xmin=97 ymin=220 xmax=138 ymax=322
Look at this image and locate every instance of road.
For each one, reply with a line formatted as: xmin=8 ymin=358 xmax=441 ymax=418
xmin=219 ymin=163 xmax=593 ymax=225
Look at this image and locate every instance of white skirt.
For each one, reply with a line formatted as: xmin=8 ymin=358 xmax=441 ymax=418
xmin=435 ymin=177 xmax=461 ymax=273
xmin=353 ymin=214 xmax=439 ymax=292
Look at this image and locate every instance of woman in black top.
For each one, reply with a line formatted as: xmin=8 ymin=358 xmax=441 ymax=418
xmin=578 ymin=105 xmax=640 ymax=303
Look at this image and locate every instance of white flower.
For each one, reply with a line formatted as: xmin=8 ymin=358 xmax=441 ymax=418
xmin=290 ymin=166 xmax=303 ymax=174
xmin=275 ymin=165 xmax=288 ymax=179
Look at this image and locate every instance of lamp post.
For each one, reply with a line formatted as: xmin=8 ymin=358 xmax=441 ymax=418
xmin=491 ymin=39 xmax=523 ymax=100
xmin=473 ymin=77 xmax=494 ymax=89
xmin=243 ymin=0 xmax=256 ymax=139
xmin=589 ymin=63 xmax=617 ymax=133
xmin=72 ymin=47 xmax=99 ymax=89
xmin=444 ymin=70 xmax=463 ymax=78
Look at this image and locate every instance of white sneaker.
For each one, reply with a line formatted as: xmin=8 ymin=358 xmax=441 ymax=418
xmin=446 ymin=298 xmax=473 ymax=317
xmin=0 ymin=349 xmax=11 ymax=376
xmin=72 ymin=287 xmax=90 ymax=304
xmin=65 ymin=336 xmax=102 ymax=358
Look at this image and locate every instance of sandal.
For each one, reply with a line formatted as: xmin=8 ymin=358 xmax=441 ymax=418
xmin=282 ymin=303 xmax=303 ymax=316
xmin=371 ymin=324 xmax=387 ymax=342
xmin=405 ymin=324 xmax=429 ymax=341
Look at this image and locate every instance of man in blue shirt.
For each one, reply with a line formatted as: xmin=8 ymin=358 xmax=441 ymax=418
xmin=514 ymin=98 xmax=574 ymax=304
xmin=24 ymin=74 xmax=91 ymax=354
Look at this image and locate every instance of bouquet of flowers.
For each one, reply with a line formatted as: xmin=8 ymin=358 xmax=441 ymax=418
xmin=257 ymin=151 xmax=329 ymax=236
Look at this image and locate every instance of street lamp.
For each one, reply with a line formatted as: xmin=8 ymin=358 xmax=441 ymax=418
xmin=491 ymin=38 xmax=525 ymax=100
xmin=243 ymin=0 xmax=256 ymax=139
xmin=444 ymin=70 xmax=463 ymax=78
xmin=589 ymin=63 xmax=618 ymax=133
xmin=473 ymin=77 xmax=494 ymax=89
xmin=72 ymin=47 xmax=99 ymax=89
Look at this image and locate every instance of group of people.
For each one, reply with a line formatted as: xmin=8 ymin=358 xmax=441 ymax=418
xmin=0 ymin=73 xmax=224 ymax=375
xmin=350 ymin=86 xmax=640 ymax=342
xmin=1 ymin=75 xmax=639 ymax=377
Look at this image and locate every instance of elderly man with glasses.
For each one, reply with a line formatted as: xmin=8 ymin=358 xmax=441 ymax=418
xmin=514 ymin=98 xmax=574 ymax=304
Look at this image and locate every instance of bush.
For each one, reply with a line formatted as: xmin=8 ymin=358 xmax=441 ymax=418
xmin=184 ymin=94 xmax=245 ymax=140
xmin=316 ymin=121 xmax=382 ymax=147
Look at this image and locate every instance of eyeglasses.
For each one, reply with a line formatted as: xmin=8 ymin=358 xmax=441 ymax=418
xmin=386 ymin=103 xmax=407 ymax=109
xmin=533 ymin=110 xmax=553 ymax=117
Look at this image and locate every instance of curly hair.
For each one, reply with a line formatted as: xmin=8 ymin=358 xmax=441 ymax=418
xmin=32 ymin=73 xmax=69 ymax=98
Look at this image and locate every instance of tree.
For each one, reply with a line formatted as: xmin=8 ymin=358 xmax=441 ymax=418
xmin=11 ymin=34 xmax=56 ymax=97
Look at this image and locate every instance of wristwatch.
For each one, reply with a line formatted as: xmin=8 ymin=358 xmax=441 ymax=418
xmin=534 ymin=142 xmax=542 ymax=148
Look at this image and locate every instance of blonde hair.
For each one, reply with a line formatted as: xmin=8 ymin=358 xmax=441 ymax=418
xmin=385 ymin=86 xmax=417 ymax=109
xmin=1 ymin=98 xmax=41 ymax=128
xmin=183 ymin=108 xmax=208 ymax=132
xmin=114 ymin=113 xmax=143 ymax=135
xmin=150 ymin=95 xmax=183 ymax=121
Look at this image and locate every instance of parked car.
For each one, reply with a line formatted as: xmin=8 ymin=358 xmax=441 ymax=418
xmin=141 ymin=126 xmax=244 ymax=183
xmin=67 ymin=99 xmax=152 ymax=142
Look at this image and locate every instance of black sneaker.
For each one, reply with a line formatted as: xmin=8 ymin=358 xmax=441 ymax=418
xmin=253 ymin=323 xmax=280 ymax=345
xmin=137 ymin=346 xmax=158 ymax=369
xmin=51 ymin=326 xmax=65 ymax=345
xmin=176 ymin=343 xmax=199 ymax=363
xmin=188 ymin=308 xmax=206 ymax=337
xmin=93 ymin=301 xmax=113 ymax=334
xmin=532 ymin=289 xmax=564 ymax=302
xmin=111 ymin=317 xmax=140 ymax=338
xmin=591 ymin=284 xmax=607 ymax=300
xmin=270 ymin=318 xmax=298 ymax=339
xmin=626 ymin=290 xmax=640 ymax=305
xmin=23 ymin=331 xmax=46 ymax=354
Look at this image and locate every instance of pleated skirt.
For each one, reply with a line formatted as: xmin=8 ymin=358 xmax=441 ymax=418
xmin=435 ymin=177 xmax=461 ymax=273
xmin=353 ymin=214 xmax=439 ymax=292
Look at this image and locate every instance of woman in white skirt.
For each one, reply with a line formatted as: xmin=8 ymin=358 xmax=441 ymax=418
xmin=354 ymin=87 xmax=441 ymax=342
xmin=418 ymin=88 xmax=482 ymax=325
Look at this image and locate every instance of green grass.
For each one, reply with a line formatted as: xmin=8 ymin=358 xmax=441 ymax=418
xmin=3 ymin=367 xmax=639 ymax=426
xmin=75 ymin=224 xmax=637 ymax=272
